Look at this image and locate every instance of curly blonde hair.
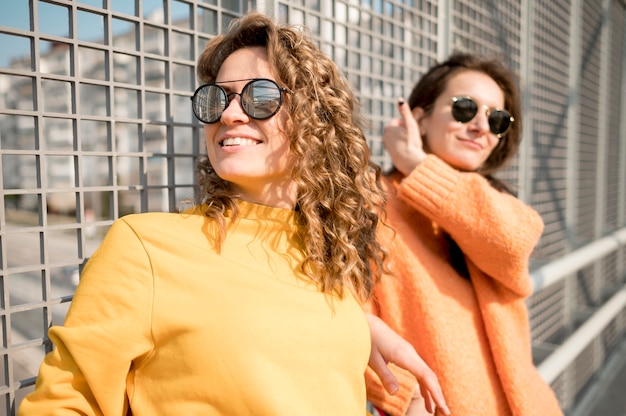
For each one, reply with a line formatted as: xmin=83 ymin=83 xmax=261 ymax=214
xmin=194 ymin=12 xmax=386 ymax=301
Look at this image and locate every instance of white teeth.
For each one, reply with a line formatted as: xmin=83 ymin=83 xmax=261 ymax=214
xmin=221 ymin=137 xmax=258 ymax=146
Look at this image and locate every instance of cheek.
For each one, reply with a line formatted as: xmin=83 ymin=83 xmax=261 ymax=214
xmin=273 ymin=111 xmax=291 ymax=141
xmin=267 ymin=114 xmax=293 ymax=154
xmin=485 ymin=135 xmax=501 ymax=154
xmin=203 ymin=125 xmax=219 ymax=148
xmin=420 ymin=116 xmax=456 ymax=150
xmin=203 ymin=125 xmax=220 ymax=161
xmin=272 ymin=134 xmax=295 ymax=166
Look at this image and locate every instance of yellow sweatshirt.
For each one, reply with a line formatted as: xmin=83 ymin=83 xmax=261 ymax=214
xmin=19 ymin=201 xmax=370 ymax=415
xmin=366 ymin=155 xmax=563 ymax=416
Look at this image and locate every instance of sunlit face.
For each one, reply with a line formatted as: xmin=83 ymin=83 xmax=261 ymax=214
xmin=202 ymin=46 xmax=296 ymax=209
xmin=416 ymin=70 xmax=506 ymax=171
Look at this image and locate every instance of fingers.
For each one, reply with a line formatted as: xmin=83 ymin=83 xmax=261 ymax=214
xmin=384 ymin=98 xmax=411 ymax=130
xmin=408 ymin=387 xmax=434 ymax=416
xmin=416 ymin=371 xmax=449 ymax=415
xmin=397 ymin=97 xmax=413 ymax=123
xmin=369 ymin=351 xmax=400 ymax=395
xmin=387 ymin=347 xmax=450 ymax=415
xmin=366 ymin=313 xmax=401 ymax=395
xmin=419 ymin=381 xmax=451 ymax=415
xmin=382 ymin=98 xmax=425 ymax=175
xmin=366 ymin=313 xmax=449 ymax=412
xmin=406 ymin=389 xmax=434 ymax=416
xmin=384 ymin=97 xmax=412 ymax=129
xmin=397 ymin=97 xmax=420 ymax=135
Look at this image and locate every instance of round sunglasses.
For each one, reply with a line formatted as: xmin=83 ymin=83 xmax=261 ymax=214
xmin=451 ymin=96 xmax=514 ymax=137
xmin=191 ymin=78 xmax=289 ymax=124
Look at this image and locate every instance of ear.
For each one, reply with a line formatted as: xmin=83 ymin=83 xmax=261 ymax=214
xmin=411 ymin=107 xmax=427 ymax=133
xmin=411 ymin=106 xmax=425 ymax=120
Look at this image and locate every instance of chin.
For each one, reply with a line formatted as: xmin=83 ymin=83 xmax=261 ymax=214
xmin=448 ymin=160 xmax=481 ymax=172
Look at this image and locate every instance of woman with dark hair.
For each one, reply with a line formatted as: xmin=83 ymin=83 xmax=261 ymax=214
xmin=365 ymin=53 xmax=563 ymax=415
xmin=19 ymin=12 xmax=447 ymax=416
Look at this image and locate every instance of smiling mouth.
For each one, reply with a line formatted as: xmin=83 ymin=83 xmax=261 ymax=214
xmin=458 ymin=138 xmax=483 ymax=149
xmin=220 ymin=137 xmax=260 ymax=147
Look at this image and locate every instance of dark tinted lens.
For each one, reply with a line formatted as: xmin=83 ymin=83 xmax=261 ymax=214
xmin=451 ymin=97 xmax=478 ymax=123
xmin=488 ymin=110 xmax=512 ymax=136
xmin=241 ymin=79 xmax=283 ymax=120
xmin=192 ymin=85 xmax=227 ymax=123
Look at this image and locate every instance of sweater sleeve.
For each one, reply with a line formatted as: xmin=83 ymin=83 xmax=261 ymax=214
xmin=396 ymin=155 xmax=544 ymax=296
xmin=18 ymin=218 xmax=155 ymax=416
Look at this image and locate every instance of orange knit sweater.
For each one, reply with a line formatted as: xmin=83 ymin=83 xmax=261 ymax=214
xmin=366 ymin=155 xmax=563 ymax=416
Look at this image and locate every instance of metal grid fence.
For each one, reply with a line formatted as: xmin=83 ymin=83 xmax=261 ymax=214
xmin=1 ymin=0 xmax=625 ymax=415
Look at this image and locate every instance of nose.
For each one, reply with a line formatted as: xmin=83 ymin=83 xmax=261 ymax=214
xmin=468 ymin=106 xmax=491 ymax=135
xmin=220 ymin=95 xmax=249 ymax=125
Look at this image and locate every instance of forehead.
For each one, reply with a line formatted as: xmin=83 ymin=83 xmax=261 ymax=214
xmin=215 ymin=47 xmax=274 ymax=84
xmin=443 ymin=70 xmax=505 ymax=107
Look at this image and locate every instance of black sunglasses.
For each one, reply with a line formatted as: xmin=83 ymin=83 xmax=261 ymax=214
xmin=451 ymin=96 xmax=514 ymax=137
xmin=191 ymin=78 xmax=289 ymax=124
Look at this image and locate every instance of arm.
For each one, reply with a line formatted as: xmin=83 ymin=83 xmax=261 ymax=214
xmin=397 ymin=155 xmax=542 ymax=295
xmin=366 ymin=313 xmax=450 ymax=416
xmin=18 ymin=219 xmax=154 ymax=415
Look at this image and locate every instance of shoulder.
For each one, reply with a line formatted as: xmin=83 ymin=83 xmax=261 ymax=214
xmin=110 ymin=208 xmax=210 ymax=240
xmin=120 ymin=207 xmax=205 ymax=226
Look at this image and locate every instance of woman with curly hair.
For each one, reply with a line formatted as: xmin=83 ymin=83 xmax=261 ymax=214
xmin=365 ymin=53 xmax=563 ymax=415
xmin=19 ymin=12 xmax=448 ymax=416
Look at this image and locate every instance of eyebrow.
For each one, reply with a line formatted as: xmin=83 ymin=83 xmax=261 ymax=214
xmin=214 ymin=78 xmax=260 ymax=84
xmin=449 ymin=94 xmax=505 ymax=108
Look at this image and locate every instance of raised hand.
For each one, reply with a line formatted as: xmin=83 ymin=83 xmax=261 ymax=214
xmin=382 ymin=98 xmax=427 ymax=176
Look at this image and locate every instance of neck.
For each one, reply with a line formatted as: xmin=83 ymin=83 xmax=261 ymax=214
xmin=233 ymin=181 xmax=298 ymax=210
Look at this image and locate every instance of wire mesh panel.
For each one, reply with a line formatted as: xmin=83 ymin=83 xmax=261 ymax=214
xmin=570 ymin=342 xmax=600 ymax=408
xmin=450 ymin=0 xmax=521 ymax=72
xmin=602 ymin=252 xmax=620 ymax=292
xmin=528 ymin=279 xmax=568 ymax=345
xmin=605 ymin=1 xmax=625 ymax=231
xmin=576 ymin=0 xmax=603 ymax=244
xmin=575 ymin=264 xmax=600 ymax=309
xmin=527 ymin=0 xmax=571 ymax=260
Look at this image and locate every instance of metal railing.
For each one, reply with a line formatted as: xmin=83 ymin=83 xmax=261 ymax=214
xmin=531 ymin=227 xmax=626 ymax=413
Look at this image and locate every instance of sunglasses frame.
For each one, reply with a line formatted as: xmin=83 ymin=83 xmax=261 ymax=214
xmin=191 ymin=78 xmax=289 ymax=124
xmin=451 ymin=96 xmax=514 ymax=138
